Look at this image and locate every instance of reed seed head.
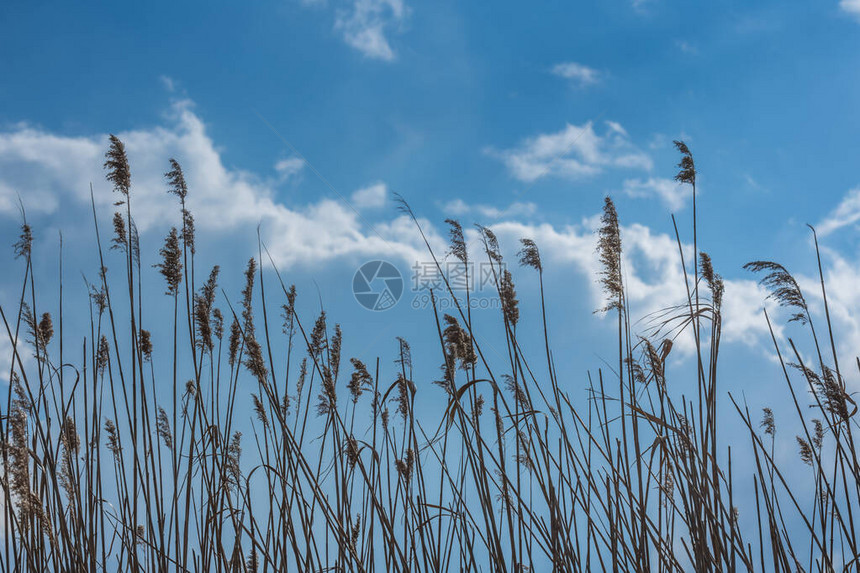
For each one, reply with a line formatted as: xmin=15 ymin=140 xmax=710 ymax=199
xmin=165 ymin=158 xmax=188 ymax=202
xmin=743 ymin=260 xmax=808 ymax=324
xmin=796 ymin=436 xmax=814 ymax=466
xmin=445 ymin=218 xmax=467 ymax=264
xmin=503 ymin=374 xmax=530 ymax=410
xmin=182 ymin=209 xmax=196 ymax=254
xmin=105 ymin=419 xmax=121 ymax=459
xmin=317 ymin=369 xmax=338 ymax=416
xmin=331 ymin=324 xmax=343 ymax=382
xmin=13 ymin=222 xmax=32 ymax=259
xmin=104 ymin=134 xmax=131 ymax=196
xmin=393 ymin=372 xmax=414 ymax=421
xmin=247 ymin=547 xmax=259 ymax=573
xmin=212 ymin=308 xmax=224 ymax=340
xmin=37 ymin=312 xmax=53 ymax=347
xmin=195 ymin=266 xmax=220 ymax=352
xmin=351 ymin=515 xmax=362 ymax=551
xmin=477 ymin=224 xmax=502 ymax=262
xmin=229 ymin=317 xmax=241 ymax=367
xmin=597 ymin=196 xmax=623 ymax=313
xmin=225 ymin=432 xmax=243 ymax=490
xmin=282 ymin=284 xmax=298 ymax=336
xmin=346 ymin=436 xmax=360 ymax=470
xmin=500 ymin=269 xmax=519 ymax=328
xmin=252 ymin=394 xmax=269 ymax=428
xmin=396 ymin=449 xmax=415 ymax=483
xmin=310 ymin=311 xmax=327 ymax=359
xmin=517 ymin=238 xmax=542 ymax=272
xmin=97 ymin=335 xmax=110 ymax=376
xmin=139 ymin=328 xmax=153 ymax=361
xmin=673 ymin=140 xmax=696 ymax=187
xmin=348 ymin=358 xmax=373 ymax=403
xmin=699 ymin=251 xmax=724 ymax=310
xmin=396 ymin=337 xmax=412 ymax=371
xmin=760 ymin=408 xmax=775 ymax=436
xmin=155 ymin=227 xmax=183 ymax=295
xmin=111 ymin=212 xmax=127 ymax=252
xmin=812 ymin=419 xmax=824 ymax=450
xmin=296 ymin=357 xmax=308 ymax=408
xmin=156 ymin=407 xmax=173 ymax=450
xmin=443 ymin=314 xmax=476 ymax=370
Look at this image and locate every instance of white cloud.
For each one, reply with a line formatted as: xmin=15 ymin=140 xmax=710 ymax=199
xmin=797 ymin=250 xmax=860 ymax=370
xmin=0 ymin=334 xmax=13 ymax=385
xmin=551 ymin=62 xmax=601 ymax=87
xmin=443 ymin=198 xmax=469 ymax=215
xmin=274 ymin=156 xmax=305 ymax=181
xmin=720 ymin=279 xmax=778 ymax=347
xmin=0 ymin=328 xmax=36 ymax=388
xmin=735 ymin=238 xmax=860 ymax=386
xmin=351 ymin=182 xmax=387 ymax=208
xmin=817 ymin=187 xmax=860 ymax=236
xmin=487 ymin=121 xmax=653 ymax=183
xmin=334 ymin=0 xmax=407 ymax=61
xmin=0 ymin=125 xmax=101 ymax=216
xmin=623 ymin=177 xmax=690 ymax=211
xmin=443 ymin=199 xmax=537 ymax=220
xmin=0 ymin=99 xmax=435 ymax=269
xmin=159 ymin=76 xmax=177 ymax=93
xmin=0 ymin=99 xmax=822 ymax=366
xmin=841 ymin=0 xmax=860 ymax=19
xmin=486 ymin=216 xmax=773 ymax=355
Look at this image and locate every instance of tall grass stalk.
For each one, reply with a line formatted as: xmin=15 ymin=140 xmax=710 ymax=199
xmin=0 ymin=138 xmax=857 ymax=572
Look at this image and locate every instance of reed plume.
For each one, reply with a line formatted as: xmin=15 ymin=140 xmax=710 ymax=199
xmin=104 ymin=134 xmax=131 ymax=196
xmin=597 ymin=196 xmax=623 ymax=312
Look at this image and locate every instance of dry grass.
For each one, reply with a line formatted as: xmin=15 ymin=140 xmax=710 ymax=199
xmin=0 ymin=137 xmax=858 ymax=572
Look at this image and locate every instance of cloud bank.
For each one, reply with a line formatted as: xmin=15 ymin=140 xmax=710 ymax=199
xmin=0 ymin=100 xmax=432 ymax=268
xmin=2 ymin=99 xmax=858 ymax=366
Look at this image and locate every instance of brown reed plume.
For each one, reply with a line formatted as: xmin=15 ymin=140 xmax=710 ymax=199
xmin=1 ymin=134 xmax=858 ymax=573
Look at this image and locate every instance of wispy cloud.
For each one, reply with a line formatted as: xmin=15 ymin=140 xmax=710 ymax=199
xmin=622 ymin=177 xmax=689 ymax=211
xmin=333 ymin=0 xmax=408 ymax=61
xmin=486 ymin=121 xmax=652 ymax=183
xmin=631 ymin=0 xmax=655 ymax=12
xmin=443 ymin=199 xmax=537 ymax=220
xmin=840 ymin=0 xmax=860 ymax=20
xmin=675 ymin=40 xmax=697 ymax=55
xmin=351 ymin=181 xmax=387 ymax=208
xmin=274 ymin=156 xmax=305 ymax=182
xmin=817 ymin=187 xmax=860 ymax=236
xmin=551 ymin=62 xmax=601 ymax=87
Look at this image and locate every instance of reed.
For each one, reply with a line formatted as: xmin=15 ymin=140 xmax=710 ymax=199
xmin=0 ymin=138 xmax=857 ymax=572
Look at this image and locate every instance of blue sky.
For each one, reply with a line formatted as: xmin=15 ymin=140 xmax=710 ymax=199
xmin=2 ymin=0 xmax=860 ymax=483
